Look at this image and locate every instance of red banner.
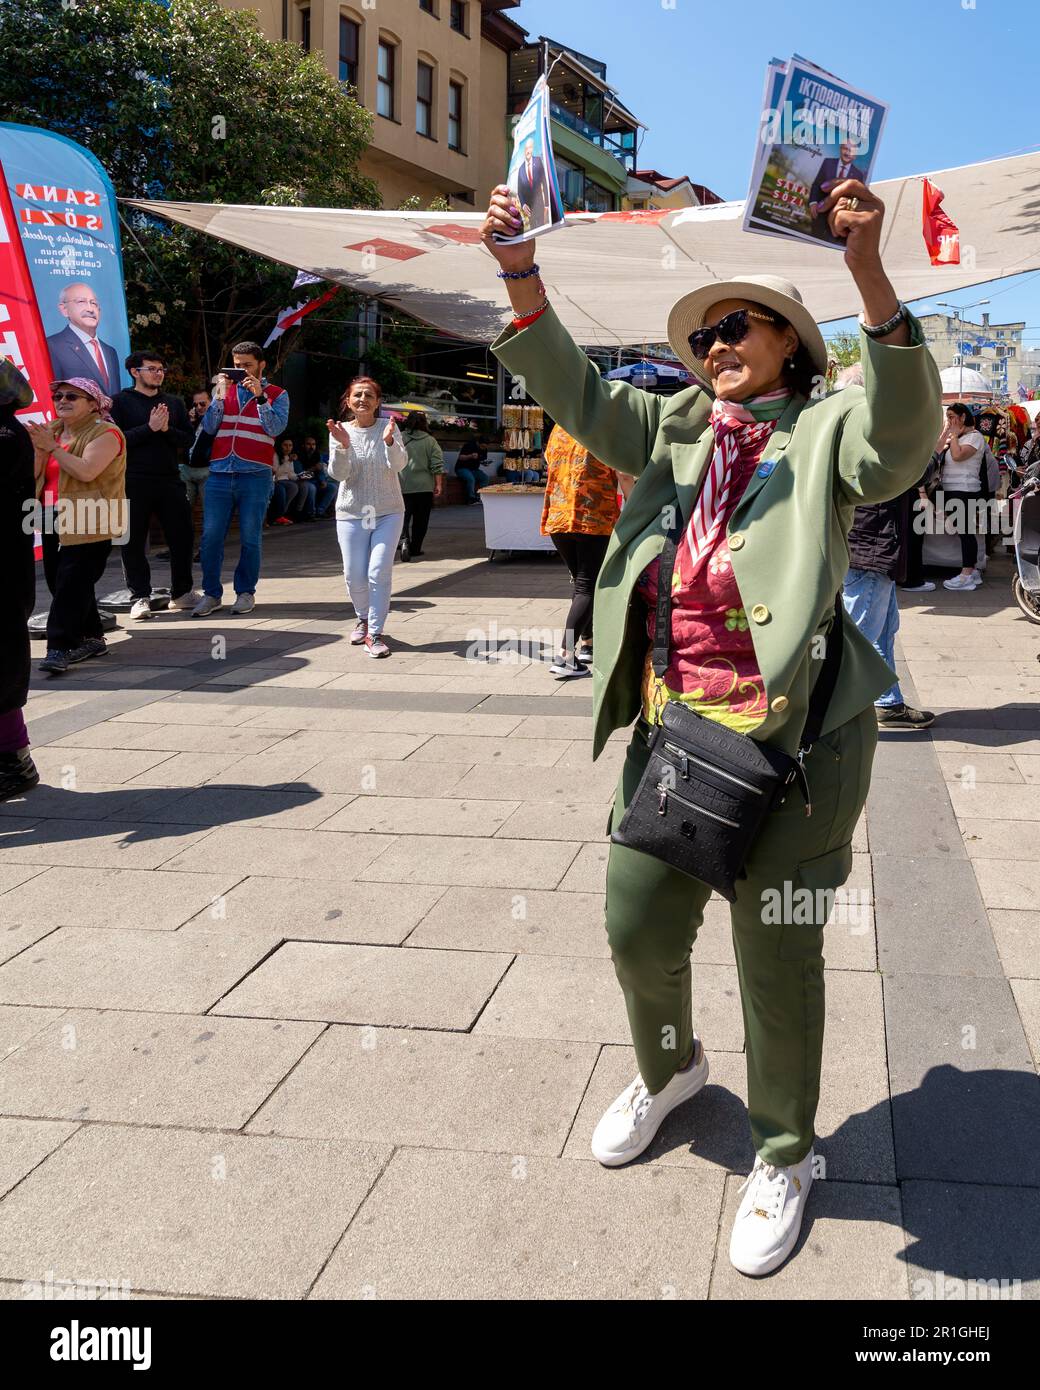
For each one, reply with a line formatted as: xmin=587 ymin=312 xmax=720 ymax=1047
xmin=922 ymin=178 xmax=960 ymax=266
xmin=0 ymin=155 xmax=55 ymax=424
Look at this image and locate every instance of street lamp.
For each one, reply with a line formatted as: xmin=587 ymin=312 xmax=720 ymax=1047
xmin=938 ymin=297 xmax=991 ymax=397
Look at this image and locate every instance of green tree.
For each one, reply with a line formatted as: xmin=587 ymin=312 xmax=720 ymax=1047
xmin=825 ymin=332 xmax=862 ymax=374
xmin=398 ymin=194 xmax=451 ymax=213
xmin=0 ymin=0 xmax=380 ymax=388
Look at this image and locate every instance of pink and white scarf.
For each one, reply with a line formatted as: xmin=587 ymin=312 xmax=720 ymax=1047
xmin=684 ymin=392 xmax=787 ymax=578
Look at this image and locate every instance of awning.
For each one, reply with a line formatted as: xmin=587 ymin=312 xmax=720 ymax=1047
xmin=125 ymin=148 xmax=1040 ymax=346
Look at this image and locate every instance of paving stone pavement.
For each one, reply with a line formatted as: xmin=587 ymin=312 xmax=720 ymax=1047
xmin=0 ymin=510 xmax=1037 ymax=1301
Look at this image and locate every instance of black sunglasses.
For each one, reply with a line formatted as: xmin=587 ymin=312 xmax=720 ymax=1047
xmin=688 ymin=308 xmax=778 ymax=361
xmin=52 ymin=390 xmax=90 ymax=403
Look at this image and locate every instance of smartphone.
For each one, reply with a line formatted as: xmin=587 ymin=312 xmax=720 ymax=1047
xmin=222 ymin=367 xmax=247 ymax=384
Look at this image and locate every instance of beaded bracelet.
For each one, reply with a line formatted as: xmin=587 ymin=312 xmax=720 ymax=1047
xmin=497 ymin=263 xmax=540 ymax=281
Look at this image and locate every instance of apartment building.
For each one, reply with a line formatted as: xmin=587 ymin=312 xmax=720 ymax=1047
xmin=1019 ymin=347 xmax=1040 ymax=396
xmin=920 ymin=309 xmax=1026 ymax=399
xmin=219 ymin=0 xmax=526 ymax=208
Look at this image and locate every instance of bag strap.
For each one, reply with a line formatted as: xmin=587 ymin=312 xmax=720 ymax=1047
xmin=651 ymin=520 xmax=680 ymax=678
xmin=651 ymin=514 xmax=843 ymax=751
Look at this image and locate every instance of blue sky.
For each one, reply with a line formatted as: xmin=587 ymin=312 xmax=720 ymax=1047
xmin=514 ymin=0 xmax=1039 ymax=338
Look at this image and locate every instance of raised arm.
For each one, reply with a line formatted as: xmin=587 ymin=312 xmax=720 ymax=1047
xmin=481 ymin=185 xmax=661 ymax=478
xmin=811 ymin=177 xmax=941 ymax=503
xmin=326 ymin=420 xmax=355 ymax=481
xmin=382 ymin=421 xmax=409 ymax=473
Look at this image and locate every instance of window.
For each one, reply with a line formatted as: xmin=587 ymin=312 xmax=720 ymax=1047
xmin=555 ymin=154 xmax=585 ymax=212
xmin=419 ymin=0 xmax=435 ymax=11
xmin=417 ymin=61 xmax=434 ymax=137
xmin=450 ymin=1 xmax=466 ymax=35
xmin=299 ymin=4 xmax=311 ymax=50
xmin=377 ymin=40 xmax=396 ymax=119
xmin=339 ymin=16 xmax=360 ymax=87
xmin=448 ymin=80 xmax=463 ymax=151
xmin=583 ymin=178 xmax=614 ymax=212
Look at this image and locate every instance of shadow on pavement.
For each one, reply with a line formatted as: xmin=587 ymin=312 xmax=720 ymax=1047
xmin=625 ymin=1063 xmax=1040 ymax=1289
xmin=0 ymin=783 xmax=322 ymax=843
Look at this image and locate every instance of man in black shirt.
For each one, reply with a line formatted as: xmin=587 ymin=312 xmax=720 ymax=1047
xmin=110 ymin=352 xmax=200 ymax=619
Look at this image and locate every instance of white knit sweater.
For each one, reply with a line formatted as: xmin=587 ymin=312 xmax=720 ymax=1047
xmin=328 ymin=420 xmax=409 ymax=519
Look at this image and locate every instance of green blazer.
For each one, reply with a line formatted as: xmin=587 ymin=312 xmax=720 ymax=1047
xmin=399 ymin=430 xmax=445 ymax=494
xmin=492 ymin=305 xmax=941 ymax=760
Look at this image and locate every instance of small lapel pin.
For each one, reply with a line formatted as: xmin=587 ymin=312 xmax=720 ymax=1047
xmin=756 ymin=458 xmax=778 ymax=478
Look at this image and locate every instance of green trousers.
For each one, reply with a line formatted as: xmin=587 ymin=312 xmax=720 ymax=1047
xmin=605 ymin=706 xmax=877 ymax=1167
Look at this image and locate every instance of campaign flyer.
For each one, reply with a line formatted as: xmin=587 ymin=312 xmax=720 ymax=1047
xmin=744 ymin=58 xmax=888 ymax=250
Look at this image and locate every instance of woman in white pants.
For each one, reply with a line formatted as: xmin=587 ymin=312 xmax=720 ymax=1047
xmin=327 ymin=377 xmax=408 ymax=657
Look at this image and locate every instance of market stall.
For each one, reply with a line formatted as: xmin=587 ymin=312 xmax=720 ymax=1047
xmin=480 ymin=403 xmax=551 ymax=558
xmin=481 ymin=485 xmax=555 ymax=558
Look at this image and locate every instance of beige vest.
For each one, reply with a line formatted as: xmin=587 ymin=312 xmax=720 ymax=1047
xmin=55 ymin=416 xmax=128 ymax=545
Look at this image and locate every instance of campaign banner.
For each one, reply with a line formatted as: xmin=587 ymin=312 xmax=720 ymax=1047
xmin=496 ymin=75 xmax=566 ymax=244
xmin=744 ymin=58 xmax=888 ymax=250
xmin=0 ymin=122 xmax=131 ymax=398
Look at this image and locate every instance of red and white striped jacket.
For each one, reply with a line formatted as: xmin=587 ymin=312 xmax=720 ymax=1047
xmin=209 ymin=384 xmax=286 ymax=470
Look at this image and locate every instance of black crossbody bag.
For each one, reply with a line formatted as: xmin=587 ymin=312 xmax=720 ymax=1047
xmin=610 ymin=524 xmax=844 ymax=902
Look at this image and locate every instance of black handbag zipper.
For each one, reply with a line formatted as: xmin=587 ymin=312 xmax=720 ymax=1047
xmin=662 ymin=741 xmax=764 ymax=796
xmin=656 ymin=783 xmax=740 ymax=828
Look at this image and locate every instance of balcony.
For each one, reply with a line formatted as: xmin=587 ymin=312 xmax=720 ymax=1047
xmin=508 ymin=41 xmax=643 ymax=175
xmin=548 ymin=101 xmax=637 ymax=166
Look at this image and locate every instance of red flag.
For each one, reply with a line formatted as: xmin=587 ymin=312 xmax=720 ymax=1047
xmin=0 ymin=157 xmax=56 ymax=419
xmin=0 ymin=156 xmax=57 ymax=560
xmin=922 ymin=178 xmax=960 ymax=265
xmin=263 ymin=286 xmax=340 ymax=347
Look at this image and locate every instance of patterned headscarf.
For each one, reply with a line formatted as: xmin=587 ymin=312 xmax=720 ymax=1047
xmin=50 ymin=375 xmax=113 ymax=419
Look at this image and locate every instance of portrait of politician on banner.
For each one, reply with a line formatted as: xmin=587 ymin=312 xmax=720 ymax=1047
xmin=44 ymin=282 xmax=121 ymax=394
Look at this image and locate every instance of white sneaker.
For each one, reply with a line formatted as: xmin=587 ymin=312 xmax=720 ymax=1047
xmin=191 ymin=595 xmax=223 ymax=617
xmin=943 ymin=573 xmax=980 ymax=591
xmin=970 ymin=567 xmax=984 ymax=584
xmin=129 ymin=597 xmax=153 ymax=621
xmin=549 ymin=657 xmax=591 ymax=680
xmin=230 ymin=593 xmax=255 ymax=615
xmin=169 ymin=589 xmax=203 ymax=611
xmin=590 ymin=1039 xmax=709 ymax=1167
xmin=729 ymin=1149 xmax=815 ymax=1277
xmin=898 ymin=581 xmax=935 ymax=593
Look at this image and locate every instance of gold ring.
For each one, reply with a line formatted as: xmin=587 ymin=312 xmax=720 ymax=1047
xmin=846 ymin=196 xmax=860 ymax=211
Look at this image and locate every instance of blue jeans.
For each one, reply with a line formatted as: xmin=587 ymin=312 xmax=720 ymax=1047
xmin=842 ymin=567 xmax=903 ymax=708
xmin=336 ymin=512 xmax=404 ymax=635
xmin=455 ymin=465 xmax=487 ymax=501
xmin=267 ymin=479 xmax=298 ymax=523
xmin=291 ymin=478 xmax=318 ymax=518
xmin=314 ymin=476 xmax=338 ymax=516
xmin=201 ymin=470 xmax=274 ymax=599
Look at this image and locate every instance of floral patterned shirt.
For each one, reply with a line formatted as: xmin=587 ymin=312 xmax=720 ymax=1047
xmin=635 ymin=417 xmax=782 ymax=734
xmin=540 ymin=425 xmax=619 ymax=536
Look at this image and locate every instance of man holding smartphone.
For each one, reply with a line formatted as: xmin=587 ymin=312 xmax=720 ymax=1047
xmin=192 ymin=342 xmax=289 ymax=617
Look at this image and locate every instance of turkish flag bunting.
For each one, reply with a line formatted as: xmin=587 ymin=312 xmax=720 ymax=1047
xmin=922 ymin=178 xmax=960 ymax=266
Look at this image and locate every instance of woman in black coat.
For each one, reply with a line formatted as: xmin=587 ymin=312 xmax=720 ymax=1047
xmin=0 ymin=360 xmax=40 ymax=800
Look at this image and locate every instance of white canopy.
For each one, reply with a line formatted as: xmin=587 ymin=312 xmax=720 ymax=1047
xmin=126 ymin=149 xmax=1040 ymax=346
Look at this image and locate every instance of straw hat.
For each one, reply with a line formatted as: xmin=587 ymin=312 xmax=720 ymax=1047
xmin=666 ymin=275 xmax=828 ymax=389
